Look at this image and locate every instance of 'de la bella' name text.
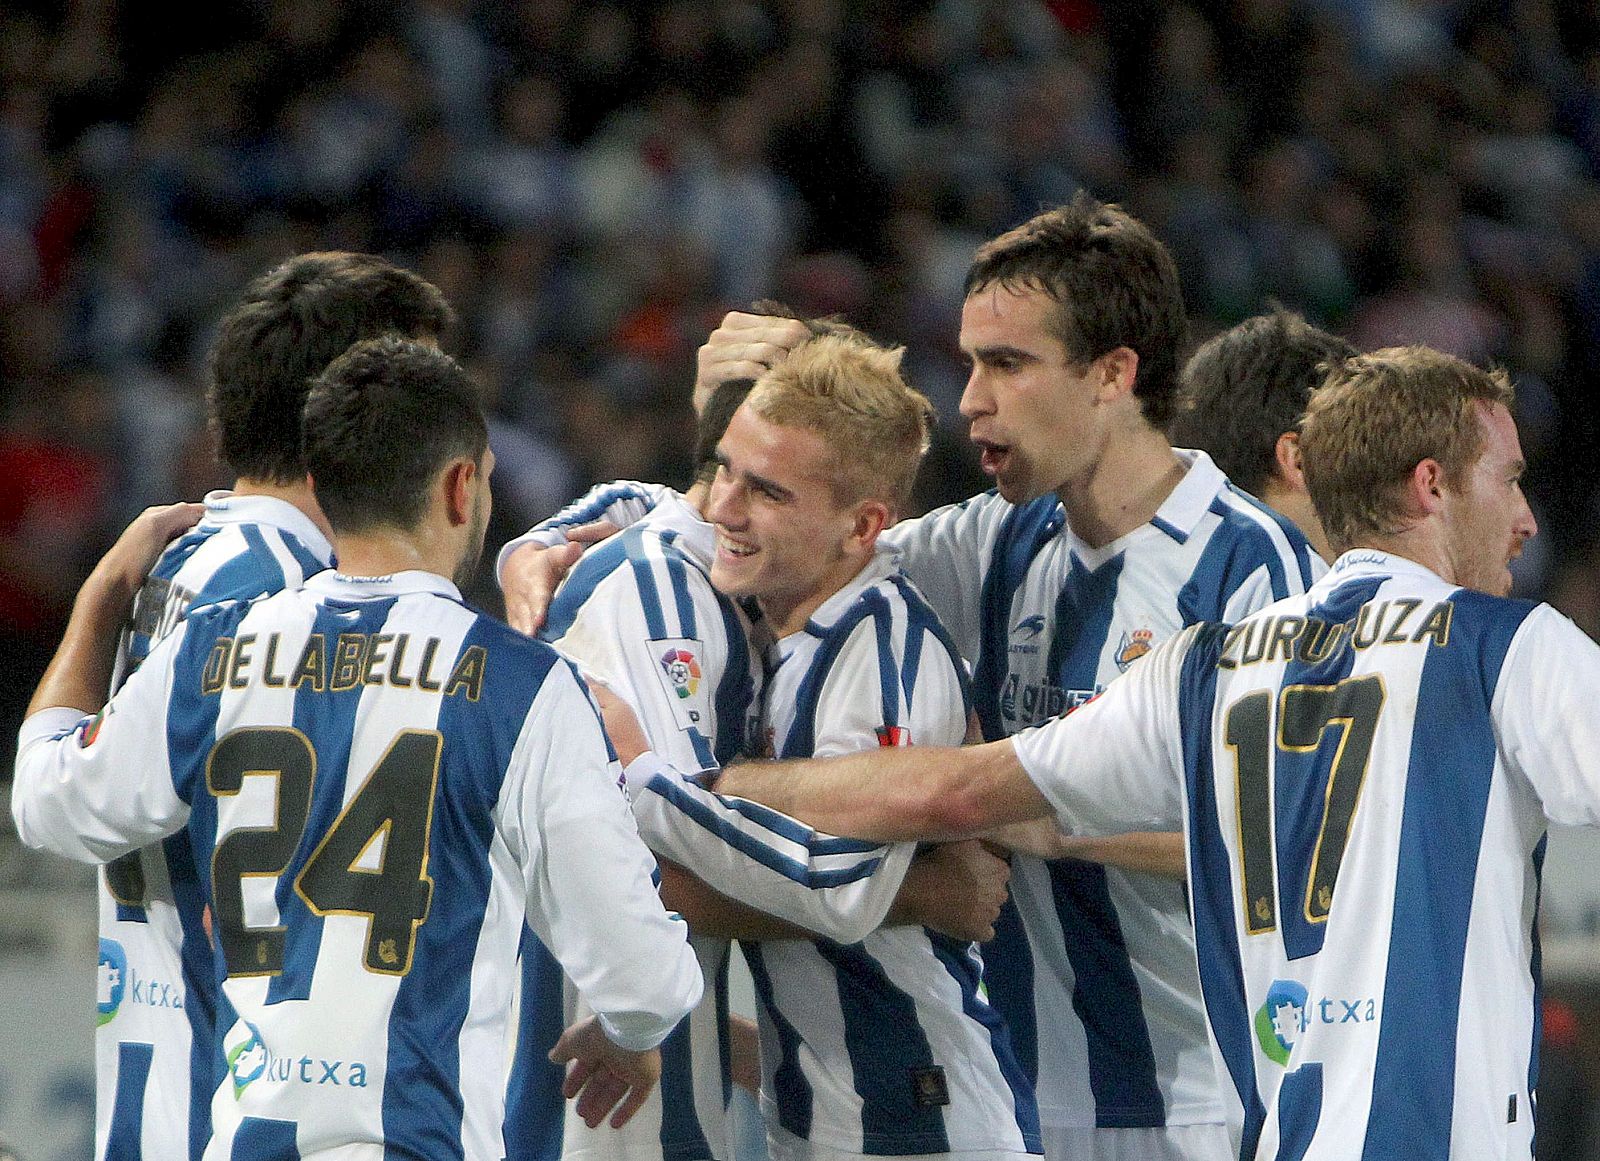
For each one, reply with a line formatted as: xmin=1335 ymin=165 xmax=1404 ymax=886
xmin=201 ymin=633 xmax=486 ymax=700
xmin=1218 ymin=598 xmax=1453 ymax=671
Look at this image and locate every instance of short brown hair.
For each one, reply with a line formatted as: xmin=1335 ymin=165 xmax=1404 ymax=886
xmin=1299 ymin=346 xmax=1516 ymax=552
xmin=964 ymin=192 xmax=1188 ymax=428
xmin=745 ymin=333 xmax=933 ymax=512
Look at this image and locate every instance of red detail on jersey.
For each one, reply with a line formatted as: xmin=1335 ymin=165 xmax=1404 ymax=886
xmin=875 ymin=725 xmax=910 ymax=747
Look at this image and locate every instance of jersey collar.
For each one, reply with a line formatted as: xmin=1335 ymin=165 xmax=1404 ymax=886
xmin=202 ymin=489 xmax=334 ymax=565
xmin=1317 ymin=549 xmax=1447 ymax=590
xmin=638 ymin=490 xmax=715 ymax=571
xmin=302 ymin=570 xmax=462 ymax=601
xmin=1147 ymin=448 xmax=1228 ymax=543
xmin=795 ymin=545 xmax=901 ymax=640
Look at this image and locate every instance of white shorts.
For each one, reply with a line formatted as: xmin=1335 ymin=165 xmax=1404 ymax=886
xmin=765 ymin=1123 xmax=1036 ymax=1161
xmin=1040 ymin=1123 xmax=1232 ymax=1161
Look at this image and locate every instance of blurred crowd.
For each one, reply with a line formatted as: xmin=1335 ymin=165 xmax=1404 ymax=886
xmin=6 ymin=0 xmax=1600 ymax=737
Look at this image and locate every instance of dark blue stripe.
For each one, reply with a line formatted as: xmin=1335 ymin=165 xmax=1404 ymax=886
xmin=815 ymin=939 xmax=949 ymax=1154
xmin=661 ymin=541 xmax=699 ymax=639
xmin=1045 ymin=553 xmax=1124 ymax=699
xmin=505 ymin=933 xmax=567 ymax=1161
xmin=540 ymin=537 xmax=630 ymax=642
xmin=385 ymin=620 xmax=556 ymax=1159
xmin=1225 ymin=483 xmax=1318 ymax=590
xmin=1529 ymin=832 xmax=1548 ymax=1101
xmin=1276 ymin=1063 xmax=1324 ymax=1161
xmin=890 ymin=576 xmax=973 ymax=725
xmin=165 ymin=832 xmax=219 ymax=1161
xmin=982 ymin=899 xmax=1037 ymax=1087
xmin=278 ymin=531 xmax=330 ymax=581
xmin=625 ymin=536 xmax=669 ymax=639
xmin=1362 ymin=591 xmax=1534 ymax=1159
xmin=744 ymin=944 xmax=813 ymax=1140
xmin=866 ymin=592 xmax=900 ymax=729
xmin=191 ymin=526 xmax=286 ymax=607
xmin=930 ymin=939 xmax=1041 ymax=1152
xmin=1176 ymin=494 xmax=1300 ymax=625
xmin=712 ymin=593 xmax=755 ymax=765
xmin=973 ymin=498 xmax=1061 ymax=742
xmin=547 ymin=483 xmax=655 ymax=529
xmin=1178 ymin=622 xmax=1267 ymax=1155
xmin=1047 ymin=857 xmax=1164 ymax=1125
xmin=645 ymin=775 xmax=885 ymax=885
xmin=268 ymin=597 xmax=399 ymax=1004
xmin=1151 ymin=515 xmax=1188 ymax=543
xmin=152 ymin=527 xmax=217 ymax=581
xmin=230 ymin=1117 xmax=299 ymax=1160
xmin=657 ymin=1018 xmax=714 ymax=1161
xmin=1272 ymin=579 xmax=1378 ymax=961
xmin=104 ymin=1041 xmax=153 ymax=1161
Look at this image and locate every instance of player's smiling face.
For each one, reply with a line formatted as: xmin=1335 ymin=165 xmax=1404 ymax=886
xmin=959 ymin=283 xmax=1104 ymax=504
xmin=707 ymin=404 xmax=865 ymax=635
xmin=1441 ymin=401 xmax=1536 ymax=597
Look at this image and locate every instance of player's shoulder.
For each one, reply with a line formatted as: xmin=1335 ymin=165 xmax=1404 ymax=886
xmin=1205 ymin=482 xmax=1313 ymax=558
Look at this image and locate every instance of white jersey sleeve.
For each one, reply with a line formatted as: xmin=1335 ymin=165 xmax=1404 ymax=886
xmin=881 ymin=494 xmax=1011 ymax=661
xmin=1010 ymin=626 xmax=1196 ymax=839
xmin=622 ymin=755 xmax=910 ymax=945
xmin=1494 ymin=603 xmax=1600 ymax=827
xmin=500 ymin=661 xmax=702 ymax=1051
xmin=494 ymin=480 xmax=672 ymax=584
xmin=13 ymin=630 xmax=192 ymax=863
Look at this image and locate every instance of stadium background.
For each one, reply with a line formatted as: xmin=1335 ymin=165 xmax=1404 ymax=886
xmin=3 ymin=0 xmax=1600 ymax=1156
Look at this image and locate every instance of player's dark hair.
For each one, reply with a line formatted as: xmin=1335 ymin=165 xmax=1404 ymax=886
xmin=695 ymin=377 xmax=756 ymax=482
xmin=303 ymin=337 xmax=487 ymax=533
xmin=964 ymin=191 xmax=1188 ymax=428
xmin=1171 ymin=309 xmax=1357 ymax=496
xmin=208 ymin=252 xmax=454 ymax=484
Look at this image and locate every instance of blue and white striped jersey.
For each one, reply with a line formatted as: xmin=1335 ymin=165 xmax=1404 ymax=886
xmin=1011 ymin=550 xmax=1600 ymax=1160
xmin=521 ymin=491 xmax=757 ymax=1161
xmin=743 ymin=548 xmax=1037 ymax=1158
xmin=519 ymin=492 xmax=915 ymax=1161
xmin=97 ymin=490 xmax=333 ymax=1161
xmin=885 ymin=450 xmax=1320 ymax=1135
xmin=15 ymin=570 xmax=702 ymax=1161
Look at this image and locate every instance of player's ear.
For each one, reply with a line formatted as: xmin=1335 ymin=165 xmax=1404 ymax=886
xmin=848 ymin=499 xmax=891 ymax=550
xmin=442 ymin=458 xmax=477 ymax=527
xmin=1274 ymin=431 xmax=1307 ymax=494
xmin=1404 ymin=457 xmax=1447 ymax=518
xmin=1095 ymin=347 xmax=1139 ymax=405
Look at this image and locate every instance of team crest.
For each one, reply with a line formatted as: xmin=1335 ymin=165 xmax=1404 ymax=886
xmin=659 ymin=648 xmax=701 ymax=698
xmin=1115 ymin=628 xmax=1154 ymax=671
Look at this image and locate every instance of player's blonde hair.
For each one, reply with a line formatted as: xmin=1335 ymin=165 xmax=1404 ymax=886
xmin=1300 ymin=345 xmax=1516 ymax=552
xmin=746 ymin=332 xmax=934 ymax=513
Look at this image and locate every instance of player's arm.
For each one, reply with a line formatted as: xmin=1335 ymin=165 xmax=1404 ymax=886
xmin=984 ymin=819 xmax=1188 ymax=880
xmin=1496 ymin=604 xmax=1600 ymax=824
xmin=496 ymin=483 xmax=671 ymax=633
xmin=13 ymin=504 xmax=205 ymax=861
xmin=507 ymin=663 xmax=702 ymax=1054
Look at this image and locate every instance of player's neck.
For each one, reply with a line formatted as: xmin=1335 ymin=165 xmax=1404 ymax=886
xmin=761 ymin=549 xmax=875 ymax=638
xmin=1261 ymin=479 xmax=1331 ymax=562
xmin=329 ymin=525 xmax=458 ymax=585
xmin=1348 ymin=529 xmax=1455 ymax=584
xmin=684 ymin=479 xmax=711 ymax=518
xmin=231 ymin=477 xmax=334 ymax=544
xmin=1054 ymin=427 xmax=1185 ymax=549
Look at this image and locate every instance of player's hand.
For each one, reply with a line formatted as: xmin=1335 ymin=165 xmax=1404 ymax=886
xmin=590 ymin=680 xmax=650 ymax=765
xmin=891 ymin=840 xmax=1011 ymax=943
xmin=83 ymin=502 xmax=205 ymax=605
xmin=692 ymin=311 xmax=811 ymax=414
xmin=501 ymin=540 xmax=582 ymax=635
xmin=550 ymin=1015 xmax=662 ymax=1129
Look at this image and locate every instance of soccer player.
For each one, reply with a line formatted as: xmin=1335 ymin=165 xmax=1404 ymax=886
xmin=13 ymin=337 xmax=703 ymax=1159
xmin=622 ymin=334 xmax=1039 ymax=1161
xmin=1169 ymin=308 xmax=1358 ymax=561
xmin=91 ymin=250 xmax=454 ymax=1161
xmin=503 ymin=196 xmax=1321 ymax=1161
xmin=640 ymin=344 xmax=1568 ymax=1160
xmin=511 ymin=364 xmax=1012 ymax=1161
